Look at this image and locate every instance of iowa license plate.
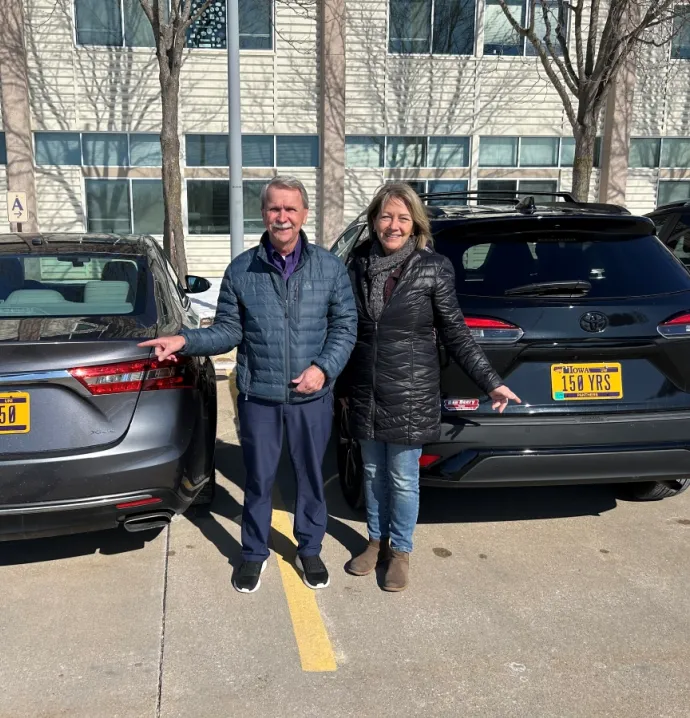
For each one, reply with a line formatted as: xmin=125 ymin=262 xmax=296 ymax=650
xmin=0 ymin=393 xmax=30 ymax=433
xmin=551 ymin=363 xmax=623 ymax=401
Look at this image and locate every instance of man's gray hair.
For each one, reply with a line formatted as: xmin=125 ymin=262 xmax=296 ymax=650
xmin=260 ymin=176 xmax=310 ymax=210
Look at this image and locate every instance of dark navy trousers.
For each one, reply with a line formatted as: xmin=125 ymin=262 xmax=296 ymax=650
xmin=237 ymin=392 xmax=333 ymax=562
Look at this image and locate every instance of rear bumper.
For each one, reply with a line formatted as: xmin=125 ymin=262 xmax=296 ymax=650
xmin=421 ymin=410 xmax=690 ymax=486
xmin=0 ymin=488 xmax=193 ymax=541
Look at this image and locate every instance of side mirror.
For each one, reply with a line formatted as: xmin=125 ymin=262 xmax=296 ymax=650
xmin=185 ymin=275 xmax=211 ymax=294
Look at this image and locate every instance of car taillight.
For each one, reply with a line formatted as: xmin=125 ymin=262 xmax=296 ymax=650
xmin=69 ymin=357 xmax=193 ymax=395
xmin=419 ymin=454 xmax=441 ymax=468
xmin=657 ymin=312 xmax=690 ymax=339
xmin=465 ymin=317 xmax=523 ymax=343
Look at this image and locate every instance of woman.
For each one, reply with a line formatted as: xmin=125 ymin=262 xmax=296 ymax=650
xmin=342 ymin=183 xmax=520 ymax=592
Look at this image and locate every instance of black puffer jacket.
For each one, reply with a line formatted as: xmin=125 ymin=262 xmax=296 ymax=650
xmin=343 ymin=240 xmax=502 ymax=445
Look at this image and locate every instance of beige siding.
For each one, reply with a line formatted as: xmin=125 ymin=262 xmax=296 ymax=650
xmin=25 ymin=0 xmax=79 ymax=129
xmin=35 ymin=167 xmax=85 ymax=232
xmin=343 ymin=168 xmax=384 ymax=224
xmin=274 ymin=1 xmax=319 ymax=133
xmin=663 ymin=62 xmax=690 ymax=137
xmin=0 ymin=168 xmax=9 ymax=233
xmin=345 ymin=0 xmax=388 ymax=134
xmin=625 ymin=171 xmax=660 ymax=215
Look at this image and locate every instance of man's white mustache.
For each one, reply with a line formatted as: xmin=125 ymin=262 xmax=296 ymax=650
xmin=271 ymin=223 xmax=293 ymax=230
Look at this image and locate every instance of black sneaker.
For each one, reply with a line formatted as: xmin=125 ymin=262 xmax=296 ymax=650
xmin=295 ymin=554 xmax=330 ymax=590
xmin=232 ymin=559 xmax=267 ymax=593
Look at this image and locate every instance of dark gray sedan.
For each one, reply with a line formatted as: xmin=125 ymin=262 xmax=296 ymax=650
xmin=0 ymin=233 xmax=217 ymax=540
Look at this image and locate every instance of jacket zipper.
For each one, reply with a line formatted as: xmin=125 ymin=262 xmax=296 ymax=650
xmin=369 ymin=321 xmax=378 ymax=433
xmin=284 ymin=278 xmax=290 ymax=403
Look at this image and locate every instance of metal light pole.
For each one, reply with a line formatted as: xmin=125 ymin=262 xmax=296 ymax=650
xmin=227 ymin=0 xmax=244 ymax=260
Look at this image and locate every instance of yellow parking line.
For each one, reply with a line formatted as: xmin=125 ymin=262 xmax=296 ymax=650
xmin=271 ymin=491 xmax=338 ymax=673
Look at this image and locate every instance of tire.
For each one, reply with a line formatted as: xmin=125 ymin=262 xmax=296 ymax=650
xmin=621 ymin=478 xmax=690 ymax=501
xmin=192 ymin=466 xmax=216 ymax=506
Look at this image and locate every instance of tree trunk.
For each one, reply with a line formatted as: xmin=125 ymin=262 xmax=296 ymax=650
xmin=159 ymin=70 xmax=188 ymax=278
xmin=0 ymin=0 xmax=39 ymax=233
xmin=571 ymin=122 xmax=597 ymax=203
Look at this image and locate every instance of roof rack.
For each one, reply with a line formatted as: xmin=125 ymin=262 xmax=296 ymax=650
xmin=416 ymin=190 xmax=630 ymax=215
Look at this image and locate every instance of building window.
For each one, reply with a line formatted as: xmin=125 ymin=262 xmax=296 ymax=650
xmin=389 ymin=0 xmax=475 ymax=55
xmin=85 ymin=178 xmax=164 ymax=234
xmin=82 ymin=133 xmax=129 ymax=166
xmin=187 ymin=180 xmax=273 ymax=234
xmin=74 ymin=0 xmax=157 ymax=47
xmin=129 ymin=134 xmax=162 ymax=166
xmin=484 ymin=0 xmax=568 ymax=56
xmin=387 ymin=136 xmax=426 ymax=168
xmin=483 ymin=0 xmax=524 ymax=56
xmin=427 ymin=179 xmax=469 ymax=204
xmin=187 ymin=180 xmax=229 ymax=234
xmin=525 ymin=0 xmax=568 ymax=57
xmin=658 ymin=181 xmax=690 ymax=206
xmin=35 ymin=132 xmax=82 ymax=166
xmin=428 ymin=137 xmax=470 ymax=167
xmin=629 ymin=138 xmax=661 ymax=169
xmin=243 ymin=181 xmax=265 ymax=232
xmin=672 ymin=7 xmax=690 ymax=59
xmin=186 ymin=135 xmax=229 ymax=167
xmin=131 ymin=179 xmax=165 ymax=234
xmin=187 ymin=0 xmax=273 ymax=50
xmin=242 ymin=135 xmax=274 ymax=166
xmin=276 ymin=135 xmax=319 ymax=167
xmin=0 ymin=133 xmax=6 ymax=164
xmin=519 ymin=137 xmax=559 ymax=167
xmin=661 ymin=138 xmax=690 ymax=168
xmin=239 ymin=0 xmax=272 ymax=49
xmin=479 ymin=137 xmax=519 ymax=167
xmin=345 ymin=136 xmax=385 ymax=168
xmin=477 ymin=178 xmax=558 ymax=201
xmin=85 ymin=179 xmax=131 ymax=234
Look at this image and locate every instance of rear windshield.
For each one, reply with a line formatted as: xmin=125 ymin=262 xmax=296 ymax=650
xmin=433 ymin=231 xmax=690 ymax=298
xmin=0 ymin=253 xmax=155 ymax=333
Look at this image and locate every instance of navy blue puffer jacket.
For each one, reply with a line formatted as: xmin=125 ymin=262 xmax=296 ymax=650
xmin=180 ymin=231 xmax=357 ymax=404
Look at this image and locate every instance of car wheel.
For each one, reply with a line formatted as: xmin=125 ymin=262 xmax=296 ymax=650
xmin=192 ymin=466 xmax=216 ymax=506
xmin=621 ymin=478 xmax=690 ymax=501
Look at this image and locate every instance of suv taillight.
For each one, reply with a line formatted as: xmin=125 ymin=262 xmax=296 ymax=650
xmin=465 ymin=317 xmax=523 ymax=344
xmin=658 ymin=312 xmax=690 ymax=339
xmin=68 ymin=357 xmax=193 ymax=395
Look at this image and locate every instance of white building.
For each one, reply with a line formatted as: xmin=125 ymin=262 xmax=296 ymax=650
xmin=1 ymin=0 xmax=689 ymax=276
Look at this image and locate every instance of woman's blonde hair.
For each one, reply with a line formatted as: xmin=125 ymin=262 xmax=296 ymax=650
xmin=366 ymin=183 xmax=433 ymax=251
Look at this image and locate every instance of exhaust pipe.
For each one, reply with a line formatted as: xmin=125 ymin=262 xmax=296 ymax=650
xmin=123 ymin=512 xmax=172 ymax=533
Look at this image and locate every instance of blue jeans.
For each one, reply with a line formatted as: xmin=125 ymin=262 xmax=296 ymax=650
xmin=359 ymin=440 xmax=423 ymax=554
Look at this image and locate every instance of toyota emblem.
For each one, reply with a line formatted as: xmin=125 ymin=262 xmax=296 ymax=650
xmin=580 ymin=311 xmax=608 ymax=333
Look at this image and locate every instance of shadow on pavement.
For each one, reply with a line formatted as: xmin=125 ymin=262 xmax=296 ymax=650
xmin=0 ymin=527 xmax=162 ymax=566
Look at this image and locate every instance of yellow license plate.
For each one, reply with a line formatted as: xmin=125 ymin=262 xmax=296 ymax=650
xmin=551 ymin=363 xmax=623 ymax=401
xmin=0 ymin=392 xmax=30 ymax=434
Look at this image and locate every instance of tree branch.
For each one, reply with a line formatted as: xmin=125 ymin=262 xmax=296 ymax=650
xmin=585 ymin=0 xmax=600 ymax=76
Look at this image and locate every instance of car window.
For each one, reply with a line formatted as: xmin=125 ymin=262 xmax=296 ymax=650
xmin=0 ymin=253 xmax=151 ymax=317
xmin=667 ymin=230 xmax=690 ymax=268
xmin=332 ymin=223 xmax=365 ymax=260
xmin=433 ymin=230 xmax=690 ymax=299
xmin=650 ymin=213 xmax=672 ymax=237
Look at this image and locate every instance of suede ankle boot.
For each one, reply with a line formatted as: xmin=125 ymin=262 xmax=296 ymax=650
xmin=383 ymin=549 xmax=409 ymax=592
xmin=346 ymin=537 xmax=390 ymax=576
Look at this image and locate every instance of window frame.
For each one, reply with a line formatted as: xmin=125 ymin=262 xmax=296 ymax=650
xmin=73 ymin=0 xmax=275 ymax=52
xmin=84 ymin=177 xmax=165 ymax=235
xmin=388 ymin=0 xmax=477 ymax=56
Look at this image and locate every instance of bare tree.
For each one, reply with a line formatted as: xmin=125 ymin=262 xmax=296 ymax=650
xmin=495 ymin=0 xmax=685 ymax=200
xmin=136 ymin=0 xmax=223 ymax=277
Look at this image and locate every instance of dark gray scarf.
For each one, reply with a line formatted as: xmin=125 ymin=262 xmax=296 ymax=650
xmin=367 ymin=235 xmax=416 ymax=320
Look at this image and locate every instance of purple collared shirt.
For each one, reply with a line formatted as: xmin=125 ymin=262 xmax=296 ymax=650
xmin=265 ymin=236 xmax=302 ymax=281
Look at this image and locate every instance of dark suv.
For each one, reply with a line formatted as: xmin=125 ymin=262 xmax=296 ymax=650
xmin=332 ymin=191 xmax=690 ymax=507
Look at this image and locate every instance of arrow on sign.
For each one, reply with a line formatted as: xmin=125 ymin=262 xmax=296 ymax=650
xmin=12 ymin=198 xmax=24 ymax=218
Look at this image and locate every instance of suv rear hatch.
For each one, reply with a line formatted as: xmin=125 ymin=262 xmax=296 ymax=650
xmin=0 ymin=251 xmax=159 ymax=455
xmin=434 ymin=216 xmax=690 ymax=416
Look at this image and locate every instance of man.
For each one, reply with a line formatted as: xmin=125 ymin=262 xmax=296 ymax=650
xmin=140 ymin=177 xmax=357 ymax=593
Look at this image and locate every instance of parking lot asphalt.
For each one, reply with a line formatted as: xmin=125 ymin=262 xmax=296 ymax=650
xmin=1 ymin=375 xmax=689 ymax=718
